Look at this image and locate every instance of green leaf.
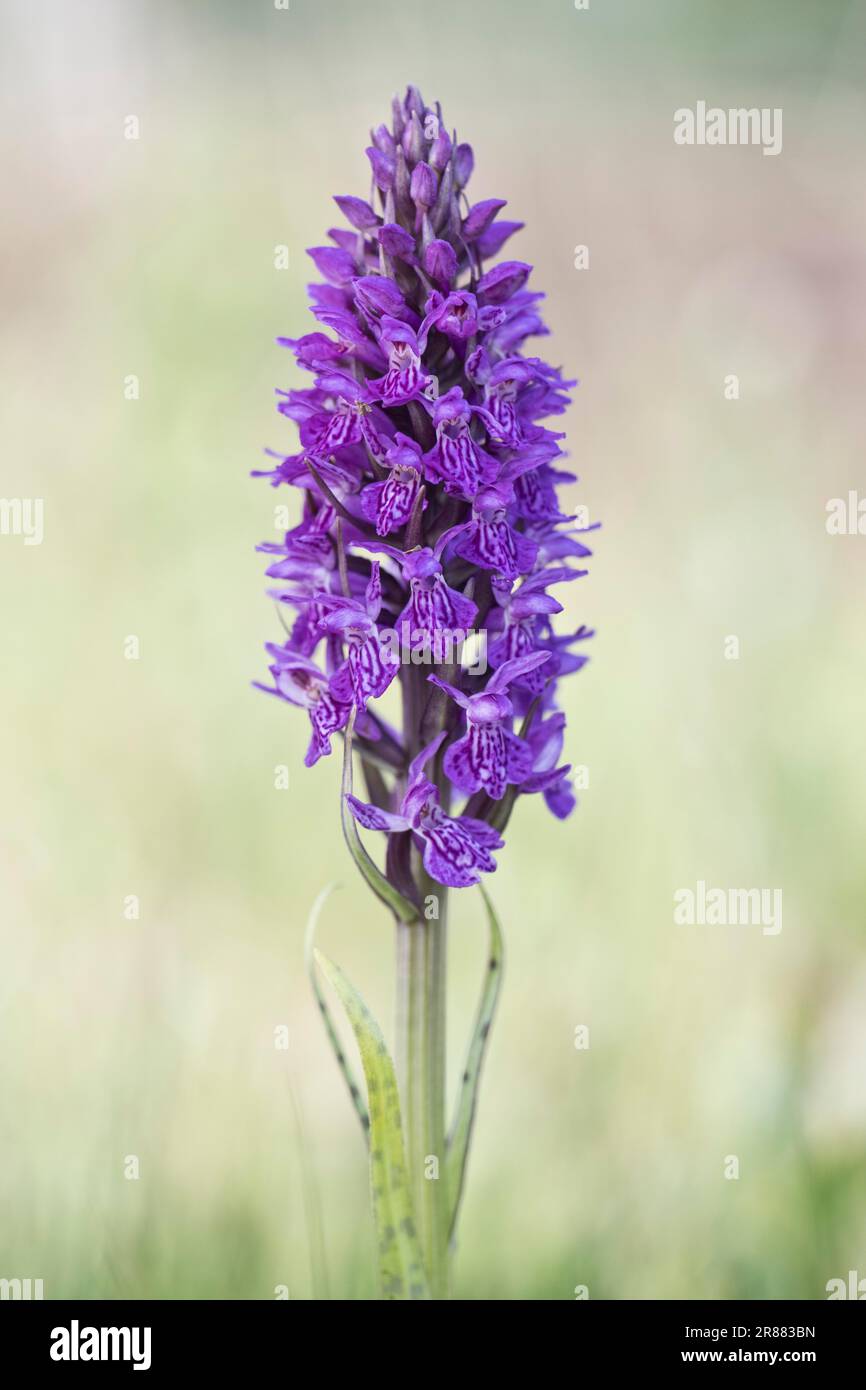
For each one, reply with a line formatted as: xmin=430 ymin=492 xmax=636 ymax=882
xmin=313 ymin=949 xmax=431 ymax=1300
xmin=445 ymin=883 xmax=504 ymax=1238
xmin=305 ymin=884 xmax=370 ymax=1142
xmin=340 ymin=710 xmax=420 ymax=924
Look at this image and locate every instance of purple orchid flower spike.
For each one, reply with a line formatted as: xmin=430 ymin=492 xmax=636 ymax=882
xmin=253 ymin=85 xmax=599 ymax=1303
xmin=256 ymin=83 xmax=598 ymax=884
xmin=428 ymin=650 xmax=551 ymax=801
xmin=346 ymin=732 xmax=504 ymax=888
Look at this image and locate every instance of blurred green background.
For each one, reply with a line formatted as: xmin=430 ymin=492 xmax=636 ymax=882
xmin=2 ymin=0 xmax=865 ymax=1300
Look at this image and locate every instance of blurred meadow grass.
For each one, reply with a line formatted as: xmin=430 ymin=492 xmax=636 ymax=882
xmin=1 ymin=0 xmax=865 ymax=1298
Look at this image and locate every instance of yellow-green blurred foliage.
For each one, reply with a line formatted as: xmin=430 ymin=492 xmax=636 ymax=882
xmin=1 ymin=0 xmax=864 ymax=1298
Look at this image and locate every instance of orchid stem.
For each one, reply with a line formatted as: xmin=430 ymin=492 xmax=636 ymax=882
xmin=396 ymin=873 xmax=449 ymax=1300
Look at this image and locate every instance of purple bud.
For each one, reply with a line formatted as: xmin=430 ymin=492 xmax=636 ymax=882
xmin=306 ymin=245 xmax=356 ymax=285
xmin=372 ymin=123 xmax=396 ymax=156
xmin=352 ymin=274 xmax=415 ymax=322
xmin=410 ymin=161 xmax=437 ymax=210
xmin=453 ymin=142 xmax=474 ymax=189
xmin=404 ymin=110 xmax=425 ymax=166
xmin=334 ymin=195 xmax=380 ymax=230
xmin=462 ymin=199 xmax=507 ymax=241
xmin=477 ymin=260 xmax=532 ymax=303
xmin=394 ymin=147 xmax=412 ymax=215
xmin=476 ymin=219 xmax=524 ymax=259
xmin=391 ymin=93 xmax=406 ymax=142
xmin=378 ymin=222 xmax=416 ymax=260
xmin=423 ymin=238 xmax=458 ymax=288
xmin=404 ymin=84 xmax=425 ymax=120
xmin=429 ymin=124 xmax=452 ymax=172
xmin=366 ymin=146 xmax=395 ymax=191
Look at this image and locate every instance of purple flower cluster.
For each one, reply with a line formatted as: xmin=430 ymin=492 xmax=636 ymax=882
xmin=254 ymin=86 xmax=596 ymax=893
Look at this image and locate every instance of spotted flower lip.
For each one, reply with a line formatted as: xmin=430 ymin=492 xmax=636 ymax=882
xmin=428 ymin=652 xmax=550 ymax=801
xmin=345 ymin=733 xmax=505 ymax=889
xmin=254 ymin=84 xmax=597 ymax=890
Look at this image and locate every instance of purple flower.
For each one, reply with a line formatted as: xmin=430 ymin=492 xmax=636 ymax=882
xmin=318 ymin=564 xmax=401 ymax=710
xmin=366 ymin=318 xmax=431 ymax=407
xmin=346 ymin=734 xmax=504 ymax=888
xmin=428 ymin=652 xmax=550 ymax=800
xmin=359 ymin=433 xmax=425 ymax=536
xmin=421 ymin=387 xmax=498 ymax=499
xmin=521 ymin=712 xmax=576 ymax=819
xmin=451 ymin=482 xmax=539 ymax=578
xmin=255 ymin=649 xmax=353 ymax=767
xmin=254 ymin=85 xmax=597 ymax=890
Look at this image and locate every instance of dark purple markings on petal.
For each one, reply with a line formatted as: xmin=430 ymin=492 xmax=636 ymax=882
xmin=420 ymin=807 xmax=499 ymax=888
xmin=442 ymin=735 xmax=478 ymax=796
xmin=423 ymin=433 xmax=496 ymax=499
xmin=469 ymin=724 xmax=509 ymax=800
xmin=328 ymin=662 xmax=354 ymax=705
xmin=364 ymin=468 xmax=422 ymax=536
xmin=513 ymin=467 xmax=564 ymax=521
xmin=311 ymin=408 xmax=362 ymax=456
xmin=348 ymin=635 xmax=399 ymax=708
xmin=370 ymin=355 xmax=426 ymax=407
xmin=455 ymin=816 xmax=505 ymax=850
xmin=504 ymin=730 xmax=534 ymax=785
xmin=408 ymin=574 xmax=477 ymax=641
xmin=345 ymin=794 xmax=408 ymax=833
xmin=488 ymin=626 xmax=524 ymax=674
xmin=458 ymin=517 xmax=538 ymax=578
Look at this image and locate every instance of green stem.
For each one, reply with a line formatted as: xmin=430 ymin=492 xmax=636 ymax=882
xmin=396 ymin=877 xmax=449 ymax=1300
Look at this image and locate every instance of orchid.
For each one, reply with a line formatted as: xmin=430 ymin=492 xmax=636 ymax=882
xmin=253 ymin=85 xmax=596 ymax=1300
